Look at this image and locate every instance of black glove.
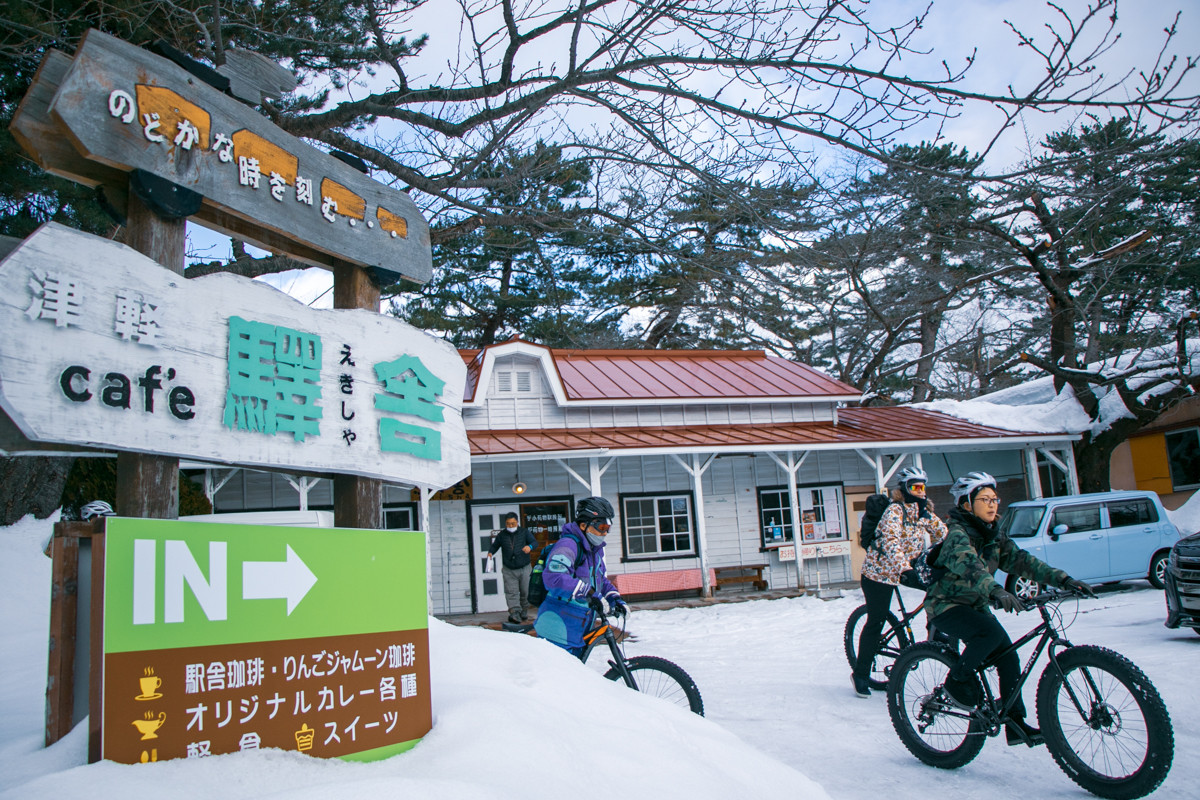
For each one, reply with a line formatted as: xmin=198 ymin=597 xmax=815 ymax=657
xmin=899 ymin=569 xmax=921 ymax=590
xmin=991 ymin=587 xmax=1022 ymax=613
xmin=1063 ymin=577 xmax=1096 ymax=598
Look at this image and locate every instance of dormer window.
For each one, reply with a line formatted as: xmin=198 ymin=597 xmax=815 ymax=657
xmin=497 ymin=370 xmax=533 ymax=393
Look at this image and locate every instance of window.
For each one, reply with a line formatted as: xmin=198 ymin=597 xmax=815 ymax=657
xmin=999 ymin=505 xmax=1046 ymax=539
xmin=1106 ymin=499 xmax=1158 ymax=527
xmin=622 ymin=494 xmax=695 ymax=558
xmin=758 ymin=484 xmax=846 ymax=547
xmin=1165 ymin=428 xmax=1200 ymax=490
xmin=1050 ymin=504 xmax=1101 ymax=534
xmin=758 ymin=488 xmax=794 ymax=545
xmin=383 ymin=503 xmax=417 ymax=530
xmin=496 ymin=370 xmax=534 ymax=394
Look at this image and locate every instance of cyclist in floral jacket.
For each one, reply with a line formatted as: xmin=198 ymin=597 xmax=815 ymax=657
xmin=852 ymin=467 xmax=947 ymax=697
xmin=534 ymin=497 xmax=626 ymax=655
xmin=927 ymin=471 xmax=1093 ymax=747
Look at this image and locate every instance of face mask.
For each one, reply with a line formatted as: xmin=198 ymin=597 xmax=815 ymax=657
xmin=584 ymin=530 xmax=605 ymax=547
xmin=506 ymin=524 xmax=517 ymax=531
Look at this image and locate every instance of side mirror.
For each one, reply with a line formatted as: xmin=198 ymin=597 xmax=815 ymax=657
xmin=1050 ymin=523 xmax=1068 ymax=541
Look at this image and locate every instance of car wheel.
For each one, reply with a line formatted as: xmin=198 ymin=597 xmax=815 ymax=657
xmin=1007 ymin=574 xmax=1043 ymax=600
xmin=1147 ymin=551 xmax=1168 ymax=590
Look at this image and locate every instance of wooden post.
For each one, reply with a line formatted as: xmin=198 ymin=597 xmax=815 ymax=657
xmin=115 ymin=190 xmax=184 ymax=519
xmin=45 ymin=526 xmax=81 ymax=745
xmin=333 ymin=264 xmax=383 ymax=529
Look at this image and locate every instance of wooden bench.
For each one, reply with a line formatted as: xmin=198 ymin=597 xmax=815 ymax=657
xmin=610 ymin=568 xmax=717 ymax=598
xmin=714 ymin=564 xmax=769 ymax=592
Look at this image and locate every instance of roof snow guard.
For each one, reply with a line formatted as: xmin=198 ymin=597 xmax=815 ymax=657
xmin=461 ymin=339 xmax=860 ymax=405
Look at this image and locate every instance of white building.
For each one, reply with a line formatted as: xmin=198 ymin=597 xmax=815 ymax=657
xmin=197 ymin=339 xmax=1081 ymax=615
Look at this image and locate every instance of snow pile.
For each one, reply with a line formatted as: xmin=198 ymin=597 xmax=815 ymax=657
xmin=1167 ymin=490 xmax=1200 ymax=536
xmin=0 ymin=514 xmax=827 ymax=800
xmin=918 ymin=375 xmax=1093 ymax=433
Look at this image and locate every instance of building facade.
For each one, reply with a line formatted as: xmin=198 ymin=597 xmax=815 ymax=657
xmin=197 ymin=339 xmax=1082 ymax=615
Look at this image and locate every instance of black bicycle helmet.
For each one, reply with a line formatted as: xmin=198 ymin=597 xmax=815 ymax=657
xmin=575 ymin=496 xmax=614 ymax=524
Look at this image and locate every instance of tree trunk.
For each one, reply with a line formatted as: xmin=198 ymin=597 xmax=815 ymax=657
xmin=0 ymin=456 xmax=73 ymax=525
xmin=1073 ymin=416 xmax=1144 ymax=493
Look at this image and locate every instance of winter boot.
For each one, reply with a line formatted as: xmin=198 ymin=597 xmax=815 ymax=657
xmin=941 ymin=674 xmax=982 ymax=709
xmin=1005 ymin=716 xmax=1044 ymax=747
xmin=852 ymin=674 xmax=872 ymax=698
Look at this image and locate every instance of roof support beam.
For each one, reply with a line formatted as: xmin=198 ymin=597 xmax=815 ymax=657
xmin=203 ymin=467 xmax=239 ymax=506
xmin=283 ymin=475 xmax=320 ymax=511
xmin=768 ymin=451 xmax=810 ymax=586
xmin=1024 ymin=447 xmax=1043 ymax=500
xmin=670 ymin=453 xmax=716 ymax=597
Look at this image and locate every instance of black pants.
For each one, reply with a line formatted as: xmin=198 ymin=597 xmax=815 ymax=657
xmin=854 ymin=575 xmax=896 ymax=678
xmin=932 ymin=604 xmax=1025 ymax=720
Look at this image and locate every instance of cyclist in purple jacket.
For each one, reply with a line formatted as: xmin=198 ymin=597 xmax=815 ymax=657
xmin=534 ymin=497 xmax=628 ymax=654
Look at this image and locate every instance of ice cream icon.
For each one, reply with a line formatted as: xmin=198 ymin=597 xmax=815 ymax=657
xmin=294 ymin=723 xmax=315 ymax=752
xmin=132 ymin=711 xmax=166 ymax=740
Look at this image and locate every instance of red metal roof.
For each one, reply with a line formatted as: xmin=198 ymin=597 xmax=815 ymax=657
xmin=468 ymin=406 xmax=1061 ymax=457
xmin=461 ymin=341 xmax=858 ymax=402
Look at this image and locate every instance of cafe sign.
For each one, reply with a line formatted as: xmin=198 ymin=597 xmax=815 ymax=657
xmin=0 ymin=222 xmax=469 ymax=487
xmin=97 ymin=518 xmax=431 ymax=762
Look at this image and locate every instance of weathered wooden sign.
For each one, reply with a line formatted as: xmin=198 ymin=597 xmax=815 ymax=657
xmin=0 ymin=222 xmax=469 ymax=487
xmin=9 ymin=29 xmax=430 ymax=285
xmin=97 ymin=518 xmax=431 ymax=763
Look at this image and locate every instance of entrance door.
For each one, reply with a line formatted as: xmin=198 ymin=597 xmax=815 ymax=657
xmin=471 ymin=503 xmax=519 ymax=613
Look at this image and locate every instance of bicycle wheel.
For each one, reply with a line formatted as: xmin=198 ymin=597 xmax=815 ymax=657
xmin=1036 ymin=645 xmax=1174 ymax=800
xmin=886 ymin=642 xmax=986 ymax=769
xmin=844 ymin=604 xmax=910 ymax=689
xmin=604 ymin=655 xmax=704 ymax=716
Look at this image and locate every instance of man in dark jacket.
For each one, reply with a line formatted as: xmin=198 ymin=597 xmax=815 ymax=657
xmin=488 ymin=512 xmax=539 ymax=623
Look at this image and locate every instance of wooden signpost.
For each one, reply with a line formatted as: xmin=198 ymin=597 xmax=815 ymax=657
xmin=6 ymin=30 xmax=456 ymax=762
xmin=11 ymin=29 xmax=431 ymax=286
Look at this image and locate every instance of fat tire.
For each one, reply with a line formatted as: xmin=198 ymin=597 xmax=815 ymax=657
xmin=844 ymin=604 xmax=910 ymax=689
xmin=886 ymin=642 xmax=986 ymax=769
xmin=605 ymin=655 xmax=705 ymax=716
xmin=1036 ymin=645 xmax=1173 ymax=800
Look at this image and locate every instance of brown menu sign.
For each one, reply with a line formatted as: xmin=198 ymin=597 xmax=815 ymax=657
xmin=97 ymin=518 xmax=431 ymax=763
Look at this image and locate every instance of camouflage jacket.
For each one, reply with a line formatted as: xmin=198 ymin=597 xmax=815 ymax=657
xmin=860 ymin=499 xmax=948 ymax=586
xmin=925 ymin=507 xmax=1069 ymax=619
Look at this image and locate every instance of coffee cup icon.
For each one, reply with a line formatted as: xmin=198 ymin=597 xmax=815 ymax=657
xmin=136 ymin=675 xmax=162 ymax=700
xmin=132 ymin=712 xmax=166 ymax=740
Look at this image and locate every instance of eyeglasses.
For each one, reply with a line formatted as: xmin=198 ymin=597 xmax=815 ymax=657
xmin=976 ymin=496 xmax=1001 ymax=506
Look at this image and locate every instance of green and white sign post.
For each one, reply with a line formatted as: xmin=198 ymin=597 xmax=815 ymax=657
xmin=98 ymin=518 xmax=430 ymax=763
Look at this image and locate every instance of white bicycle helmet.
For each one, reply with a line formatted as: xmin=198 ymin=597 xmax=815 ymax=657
xmin=896 ymin=466 xmax=928 ymax=489
xmin=949 ymin=472 xmax=997 ymax=507
xmin=80 ymin=500 xmax=115 ymax=520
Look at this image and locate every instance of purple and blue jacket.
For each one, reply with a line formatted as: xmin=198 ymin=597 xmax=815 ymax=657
xmin=533 ymin=522 xmax=618 ymax=651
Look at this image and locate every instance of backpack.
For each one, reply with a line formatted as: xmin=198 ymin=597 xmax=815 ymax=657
xmin=527 ymin=532 xmax=583 ymax=606
xmin=858 ymin=494 xmax=892 ymax=550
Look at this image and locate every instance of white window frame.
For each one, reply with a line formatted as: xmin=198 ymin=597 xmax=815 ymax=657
xmin=620 ymin=492 xmax=697 ymax=561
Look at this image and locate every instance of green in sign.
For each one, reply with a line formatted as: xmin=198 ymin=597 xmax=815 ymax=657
xmin=104 ymin=518 xmax=428 ymax=653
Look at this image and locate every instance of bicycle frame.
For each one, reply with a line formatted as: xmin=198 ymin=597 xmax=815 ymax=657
xmin=578 ymin=609 xmax=638 ymax=688
xmin=939 ymin=592 xmax=1078 ymax=734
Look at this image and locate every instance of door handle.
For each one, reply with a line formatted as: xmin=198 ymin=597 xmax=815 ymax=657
xmin=1089 ymin=533 xmax=1103 ymax=540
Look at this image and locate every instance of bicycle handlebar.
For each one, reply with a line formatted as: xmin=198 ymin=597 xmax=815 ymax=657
xmin=1022 ymin=586 xmax=1089 ymax=610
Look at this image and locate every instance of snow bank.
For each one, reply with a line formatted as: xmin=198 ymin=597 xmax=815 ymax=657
xmin=0 ymin=515 xmax=829 ymax=800
xmin=1167 ymin=490 xmax=1200 ymax=536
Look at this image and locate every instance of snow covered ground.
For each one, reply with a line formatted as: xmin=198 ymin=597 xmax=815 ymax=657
xmin=2 ymin=512 xmax=1196 ymax=799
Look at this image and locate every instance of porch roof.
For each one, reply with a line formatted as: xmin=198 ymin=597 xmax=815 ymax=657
xmin=468 ymin=406 xmax=1078 ymax=461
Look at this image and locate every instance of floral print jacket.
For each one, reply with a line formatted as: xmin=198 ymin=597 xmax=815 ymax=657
xmin=860 ymin=500 xmax=948 ymax=586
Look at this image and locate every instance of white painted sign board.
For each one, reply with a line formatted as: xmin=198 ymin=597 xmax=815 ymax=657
xmin=0 ymin=223 xmax=469 ymax=487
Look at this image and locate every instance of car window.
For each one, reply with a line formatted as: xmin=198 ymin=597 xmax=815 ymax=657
xmin=1105 ymin=499 xmax=1158 ymax=527
xmin=999 ymin=506 xmax=1046 ymax=538
xmin=1049 ymin=504 xmax=1101 ymax=533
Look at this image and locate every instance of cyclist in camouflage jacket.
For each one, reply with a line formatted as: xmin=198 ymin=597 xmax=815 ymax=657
xmin=927 ymin=472 xmax=1090 ymax=747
